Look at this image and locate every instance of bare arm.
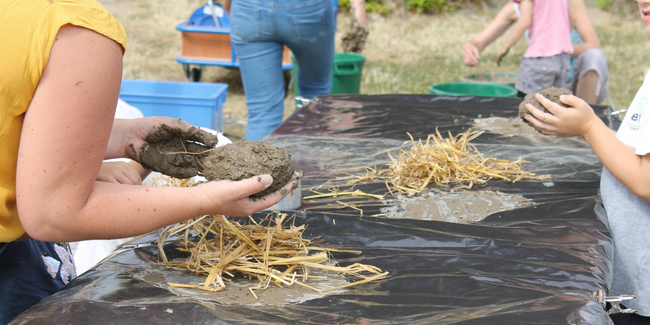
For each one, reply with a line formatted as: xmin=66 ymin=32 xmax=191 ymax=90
xmin=464 ymin=2 xmax=517 ymax=67
xmin=223 ymin=0 xmax=231 ymax=15
xmin=569 ymin=0 xmax=600 ymax=57
xmin=350 ymin=0 xmax=368 ymax=29
xmin=500 ymin=0 xmax=530 ymax=53
xmin=16 ymin=25 xmax=291 ymax=242
xmin=524 ymin=94 xmax=650 ymax=203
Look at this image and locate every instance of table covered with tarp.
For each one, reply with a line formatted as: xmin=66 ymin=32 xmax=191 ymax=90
xmin=13 ymin=95 xmax=615 ymax=324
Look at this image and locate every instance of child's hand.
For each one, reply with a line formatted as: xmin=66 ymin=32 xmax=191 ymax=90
xmin=97 ymin=161 xmax=143 ymax=185
xmin=496 ymin=47 xmax=509 ymax=66
xmin=523 ymin=93 xmax=600 ymax=138
xmin=463 ymin=42 xmax=481 ymax=67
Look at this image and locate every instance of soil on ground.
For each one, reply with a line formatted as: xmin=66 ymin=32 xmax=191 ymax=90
xmin=202 ymin=140 xmax=301 ymax=199
xmin=518 ymin=86 xmax=573 ymax=118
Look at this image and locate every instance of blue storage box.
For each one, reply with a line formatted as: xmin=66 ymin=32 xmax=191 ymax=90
xmin=119 ymin=79 xmax=228 ymax=130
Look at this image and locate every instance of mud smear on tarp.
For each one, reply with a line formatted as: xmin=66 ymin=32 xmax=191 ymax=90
xmin=132 ymin=265 xmax=347 ymax=306
xmin=381 ymin=189 xmax=532 ymax=223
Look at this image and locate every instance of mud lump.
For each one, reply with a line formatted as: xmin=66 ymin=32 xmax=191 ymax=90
xmin=202 ymin=140 xmax=301 ymax=200
xmin=518 ymin=86 xmax=573 ymax=120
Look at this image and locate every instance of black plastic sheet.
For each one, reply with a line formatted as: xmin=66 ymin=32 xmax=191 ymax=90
xmin=13 ymin=95 xmax=615 ymax=325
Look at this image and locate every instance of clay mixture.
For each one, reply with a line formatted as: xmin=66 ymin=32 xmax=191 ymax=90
xmin=138 ymin=123 xmax=300 ymax=199
xmin=202 ymin=140 xmax=302 ymax=200
xmin=381 ymin=189 xmax=531 ymax=224
xmin=341 ymin=6 xmax=368 ymax=54
xmin=473 ymin=116 xmax=542 ymax=136
xmin=138 ymin=123 xmax=219 ymax=179
xmin=518 ymin=86 xmax=573 ymax=120
xmin=132 ymin=265 xmax=348 ymax=306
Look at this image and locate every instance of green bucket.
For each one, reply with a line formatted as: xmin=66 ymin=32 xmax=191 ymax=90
xmin=429 ymin=82 xmax=518 ymax=98
xmin=292 ymin=52 xmax=366 ymax=96
xmin=459 ymin=72 xmax=518 ymax=88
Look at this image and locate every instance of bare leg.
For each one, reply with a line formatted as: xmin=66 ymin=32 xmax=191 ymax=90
xmin=575 ymin=70 xmax=599 ymax=104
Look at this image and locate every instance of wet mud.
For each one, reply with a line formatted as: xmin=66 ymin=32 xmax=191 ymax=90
xmin=518 ymin=86 xmax=573 ymax=119
xmin=341 ymin=7 xmax=368 ymax=54
xmin=202 ymin=140 xmax=302 ymax=200
xmin=381 ymin=189 xmax=531 ymax=224
xmin=139 ymin=124 xmax=219 ymax=179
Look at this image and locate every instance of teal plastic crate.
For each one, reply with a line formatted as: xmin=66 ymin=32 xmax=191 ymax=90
xmin=119 ymin=79 xmax=228 ymax=130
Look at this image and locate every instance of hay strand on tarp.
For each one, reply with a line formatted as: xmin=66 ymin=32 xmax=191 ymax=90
xmin=339 ymin=129 xmax=549 ymax=196
xmin=157 ymin=213 xmax=387 ymax=294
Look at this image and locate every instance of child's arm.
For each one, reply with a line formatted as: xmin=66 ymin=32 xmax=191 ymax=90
xmin=569 ymin=0 xmax=601 ymax=57
xmin=497 ymin=0 xmax=531 ymax=65
xmin=524 ymin=94 xmax=650 ymax=203
xmin=97 ymin=160 xmax=148 ymax=185
xmin=463 ymin=2 xmax=517 ymax=67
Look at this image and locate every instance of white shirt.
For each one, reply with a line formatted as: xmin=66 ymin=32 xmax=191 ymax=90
xmin=616 ymin=68 xmax=650 ymax=156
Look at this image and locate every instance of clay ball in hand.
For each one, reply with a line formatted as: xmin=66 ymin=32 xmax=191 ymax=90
xmin=518 ymin=86 xmax=573 ymax=120
xmin=202 ymin=140 xmax=301 ymax=200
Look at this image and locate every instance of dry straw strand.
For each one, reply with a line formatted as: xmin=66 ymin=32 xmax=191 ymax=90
xmin=158 ymin=212 xmax=387 ymax=295
xmin=347 ymin=129 xmax=549 ymax=196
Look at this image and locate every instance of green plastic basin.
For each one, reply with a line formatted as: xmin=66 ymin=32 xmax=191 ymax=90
xmin=429 ymin=82 xmax=518 ymax=98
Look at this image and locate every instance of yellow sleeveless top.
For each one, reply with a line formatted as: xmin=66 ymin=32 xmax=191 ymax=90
xmin=0 ymin=0 xmax=127 ymax=242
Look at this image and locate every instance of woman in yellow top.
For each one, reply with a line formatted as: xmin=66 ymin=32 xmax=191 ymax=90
xmin=0 ymin=1 xmax=291 ymax=322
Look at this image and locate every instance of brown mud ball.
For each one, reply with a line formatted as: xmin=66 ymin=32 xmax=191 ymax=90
xmin=341 ymin=6 xmax=368 ymax=54
xmin=202 ymin=140 xmax=302 ymax=200
xmin=138 ymin=123 xmax=219 ymax=179
xmin=518 ymin=86 xmax=573 ymax=120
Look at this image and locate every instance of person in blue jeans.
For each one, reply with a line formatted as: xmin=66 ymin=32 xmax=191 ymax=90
xmin=224 ymin=0 xmax=336 ymax=141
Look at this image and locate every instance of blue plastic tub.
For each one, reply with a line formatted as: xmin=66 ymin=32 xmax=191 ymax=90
xmin=119 ymin=79 xmax=228 ymax=130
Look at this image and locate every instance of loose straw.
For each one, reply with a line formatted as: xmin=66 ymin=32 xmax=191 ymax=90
xmin=157 ymin=212 xmax=387 ymax=295
xmin=340 ymin=129 xmax=549 ymax=196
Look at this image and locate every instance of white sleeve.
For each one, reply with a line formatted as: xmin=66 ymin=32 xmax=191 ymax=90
xmin=616 ymin=69 xmax=650 ymax=156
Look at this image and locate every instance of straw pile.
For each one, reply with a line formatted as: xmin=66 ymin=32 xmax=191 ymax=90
xmin=344 ymin=129 xmax=549 ymax=196
xmin=157 ymin=213 xmax=387 ymax=296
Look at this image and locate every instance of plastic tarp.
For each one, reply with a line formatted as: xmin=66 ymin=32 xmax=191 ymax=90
xmin=13 ymin=95 xmax=615 ymax=325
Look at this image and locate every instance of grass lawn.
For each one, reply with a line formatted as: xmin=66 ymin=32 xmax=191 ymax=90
xmin=100 ymin=0 xmax=650 ymax=138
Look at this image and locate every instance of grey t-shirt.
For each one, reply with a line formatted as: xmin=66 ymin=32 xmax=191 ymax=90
xmin=601 ymin=167 xmax=650 ymax=316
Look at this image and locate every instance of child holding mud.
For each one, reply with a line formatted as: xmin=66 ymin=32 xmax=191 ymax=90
xmin=497 ymin=0 xmax=574 ymax=96
xmin=523 ymin=1 xmax=650 ymax=322
xmin=0 ymin=0 xmax=293 ymax=323
xmin=462 ymin=0 xmax=610 ymax=105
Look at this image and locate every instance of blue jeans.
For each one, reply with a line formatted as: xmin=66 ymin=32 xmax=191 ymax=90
xmin=230 ymin=0 xmax=336 ymax=141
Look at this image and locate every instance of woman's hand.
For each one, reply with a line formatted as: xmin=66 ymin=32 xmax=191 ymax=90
xmin=197 ymin=174 xmax=297 ymax=217
xmin=523 ymin=93 xmax=600 ymax=138
xmin=108 ymin=117 xmax=219 ymax=178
